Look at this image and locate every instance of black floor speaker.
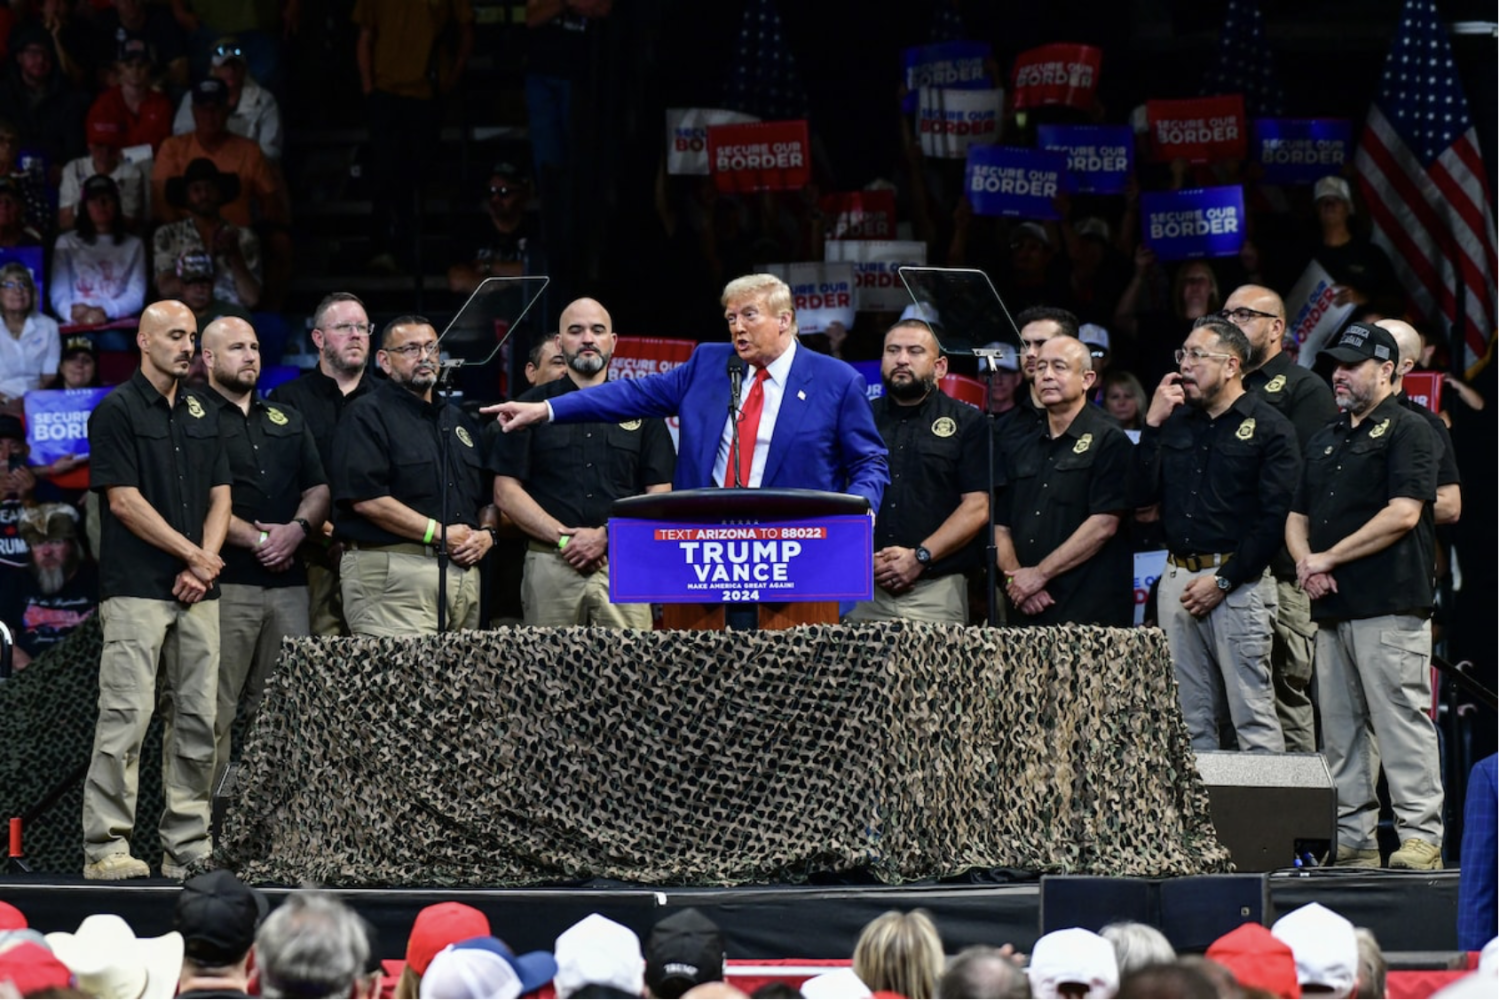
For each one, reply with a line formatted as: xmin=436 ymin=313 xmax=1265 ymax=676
xmin=1194 ymin=750 xmax=1337 ymax=871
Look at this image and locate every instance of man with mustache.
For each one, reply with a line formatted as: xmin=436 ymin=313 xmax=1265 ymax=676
xmin=492 ymin=297 xmax=673 ymax=628
xmin=1286 ymin=322 xmax=1444 ymax=870
xmin=330 ymin=316 xmax=499 ymax=635
xmin=82 ymin=299 xmax=232 ymax=881
xmin=201 ymin=316 xmax=328 ymax=789
xmin=1134 ymin=316 xmax=1300 ymax=752
xmin=846 ymin=319 xmax=987 ymax=625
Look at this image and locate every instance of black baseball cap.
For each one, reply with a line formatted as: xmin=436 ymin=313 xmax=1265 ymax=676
xmin=174 ymin=870 xmax=269 ymax=965
xmin=192 ymin=78 xmax=230 ymax=108
xmin=644 ymin=908 xmax=724 ymax=999
xmin=1318 ymin=321 xmax=1399 ymax=366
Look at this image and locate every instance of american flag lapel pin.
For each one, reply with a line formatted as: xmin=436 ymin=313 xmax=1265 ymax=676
xmin=797 ymin=390 xmax=806 ymax=400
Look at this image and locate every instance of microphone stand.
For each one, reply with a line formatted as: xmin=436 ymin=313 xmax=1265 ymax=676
xmin=727 ymin=358 xmax=745 ymax=487
xmin=974 ymin=349 xmax=1003 ymax=628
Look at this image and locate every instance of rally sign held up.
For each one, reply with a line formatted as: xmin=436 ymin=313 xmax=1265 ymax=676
xmin=706 ymin=120 xmax=810 ymax=193
xmin=965 ymin=146 xmax=1067 ymax=219
xmin=1010 ymin=43 xmax=1102 ymax=112
xmin=1036 ymin=124 xmax=1134 ymax=194
xmin=1140 ymin=186 xmax=1246 ymax=260
xmin=1147 ymin=95 xmax=1247 ymax=164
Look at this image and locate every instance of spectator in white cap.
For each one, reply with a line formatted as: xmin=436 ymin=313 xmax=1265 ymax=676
xmin=1272 ymin=902 xmax=1360 ymax=998
xmin=554 ymin=913 xmax=645 ymax=998
xmin=1078 ymin=323 xmax=1112 ymax=379
xmin=1310 ymin=174 xmax=1399 ymax=314
xmin=1027 ymin=927 xmax=1119 ymax=999
xmin=419 ymin=936 xmax=558 ymax=1000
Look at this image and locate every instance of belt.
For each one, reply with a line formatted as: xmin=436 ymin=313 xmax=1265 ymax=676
xmin=345 ymin=540 xmax=439 ymax=558
xmin=1167 ymin=552 xmax=1234 ymax=572
xmin=527 ymin=539 xmax=567 ymax=554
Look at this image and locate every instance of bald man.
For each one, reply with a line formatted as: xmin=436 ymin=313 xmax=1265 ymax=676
xmin=492 ymin=298 xmax=674 ymax=627
xmin=1378 ymin=319 xmax=1461 ymax=525
xmin=83 ymin=300 xmax=232 ymax=881
xmin=995 ymin=336 xmax=1133 ymax=627
xmin=1224 ymin=283 xmax=1339 ymax=753
xmin=202 ymin=317 xmax=329 ymax=790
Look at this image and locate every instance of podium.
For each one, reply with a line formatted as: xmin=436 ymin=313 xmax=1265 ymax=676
xmin=609 ymin=488 xmax=872 ymax=631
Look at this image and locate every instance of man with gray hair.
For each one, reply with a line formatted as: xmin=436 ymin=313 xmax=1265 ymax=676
xmin=255 ymin=891 xmax=369 ymax=1000
xmin=1135 ymin=316 xmax=1300 ymax=751
xmin=938 ymin=945 xmax=1029 ymax=999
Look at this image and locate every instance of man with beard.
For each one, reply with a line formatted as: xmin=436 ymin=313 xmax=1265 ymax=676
xmin=994 ymin=336 xmax=1133 ymax=626
xmin=1134 ymin=316 xmax=1300 ymax=752
xmin=492 ymin=298 xmax=673 ymax=628
xmin=201 ymin=316 xmax=327 ymax=787
xmin=846 ymin=320 xmax=987 ymax=625
xmin=82 ymin=299 xmax=231 ymax=880
xmin=0 ymin=504 xmax=99 ymax=671
xmin=1223 ymin=283 xmax=1339 ymax=754
xmin=269 ymin=293 xmax=374 ymax=635
xmin=331 ymin=316 xmax=498 ymax=635
xmin=1287 ymin=322 xmax=1444 ymax=870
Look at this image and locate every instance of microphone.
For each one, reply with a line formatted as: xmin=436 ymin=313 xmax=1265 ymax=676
xmin=726 ymin=355 xmax=746 ymax=488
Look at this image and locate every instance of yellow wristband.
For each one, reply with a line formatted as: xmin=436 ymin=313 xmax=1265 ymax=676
xmin=423 ymin=518 xmax=437 ymax=544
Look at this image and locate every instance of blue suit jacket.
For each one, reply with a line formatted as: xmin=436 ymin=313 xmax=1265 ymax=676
xmin=548 ymin=342 xmax=889 ymax=512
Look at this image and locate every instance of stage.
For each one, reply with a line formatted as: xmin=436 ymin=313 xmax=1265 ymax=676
xmin=0 ymin=868 xmax=1463 ymax=963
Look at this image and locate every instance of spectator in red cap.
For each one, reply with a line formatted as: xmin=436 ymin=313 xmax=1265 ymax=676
xmin=87 ymin=33 xmax=176 ymax=155
xmin=0 ymin=941 xmax=76 ymax=997
xmin=395 ymin=901 xmax=492 ymax=999
xmin=1206 ymin=923 xmax=1302 ymax=998
xmin=59 ymin=111 xmax=149 ymax=232
xmin=51 ymin=175 xmax=148 ymax=327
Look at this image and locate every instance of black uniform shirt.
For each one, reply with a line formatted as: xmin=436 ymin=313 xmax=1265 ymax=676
xmin=210 ymin=392 xmax=327 ymax=588
xmin=997 ymin=402 xmax=1134 ymax=627
xmin=1134 ymin=392 xmax=1301 ymax=588
xmin=1244 ymin=351 xmax=1339 ymax=448
xmin=1293 ymin=393 xmax=1438 ymax=622
xmin=872 ymin=389 xmax=988 ymax=577
xmin=490 ymin=375 xmax=676 ymax=529
xmin=90 ymin=370 xmax=232 ymax=600
xmin=330 ymin=380 xmax=491 ymax=546
xmin=267 ymin=366 xmax=374 ymax=471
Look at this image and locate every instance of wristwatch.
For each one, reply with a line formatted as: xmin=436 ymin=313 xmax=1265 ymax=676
xmin=1214 ymin=575 xmax=1232 ymax=592
xmin=481 ymin=526 xmax=499 ymax=544
xmin=294 ymin=517 xmax=312 ymax=537
xmin=914 ymin=545 xmax=932 ymax=567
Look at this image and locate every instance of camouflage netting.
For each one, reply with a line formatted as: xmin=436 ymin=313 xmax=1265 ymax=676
xmin=221 ymin=622 xmax=1232 ymax=886
xmin=0 ymin=616 xmax=169 ymax=874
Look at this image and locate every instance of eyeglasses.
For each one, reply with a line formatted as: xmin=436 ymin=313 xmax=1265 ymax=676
xmin=326 ymin=321 xmax=372 ymax=337
xmin=1217 ymin=307 xmax=1279 ymax=324
xmin=1174 ymin=348 xmax=1234 ymax=365
xmin=384 ymin=341 xmax=439 ymax=359
xmin=0 ymin=281 xmax=25 ymax=291
xmin=489 ymin=186 xmax=514 ymax=197
xmin=213 ymin=43 xmax=244 ymax=59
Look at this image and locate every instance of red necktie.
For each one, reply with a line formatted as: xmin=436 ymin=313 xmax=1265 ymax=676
xmin=728 ymin=366 xmax=770 ymax=487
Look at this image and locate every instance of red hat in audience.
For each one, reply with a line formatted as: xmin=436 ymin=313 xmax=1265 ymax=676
xmin=1207 ymin=923 xmax=1302 ymax=999
xmin=0 ymin=942 xmax=75 ymax=996
xmin=0 ymin=901 xmax=24 ymax=930
xmin=86 ymin=111 xmax=124 ymax=149
xmin=405 ymin=902 xmax=492 ymax=978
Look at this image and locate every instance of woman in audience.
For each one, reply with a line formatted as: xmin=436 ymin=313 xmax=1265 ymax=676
xmin=851 ymin=909 xmax=944 ymax=999
xmin=1102 ymin=370 xmax=1148 ymax=432
xmin=0 ymin=262 xmax=58 ymax=408
xmin=50 ymin=175 xmax=148 ymax=327
xmin=1114 ymin=249 xmax=1221 ymax=384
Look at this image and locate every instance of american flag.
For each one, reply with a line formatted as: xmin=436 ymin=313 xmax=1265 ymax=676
xmin=1354 ymin=0 xmax=1497 ymax=375
xmin=1200 ymin=0 xmax=1285 ymax=117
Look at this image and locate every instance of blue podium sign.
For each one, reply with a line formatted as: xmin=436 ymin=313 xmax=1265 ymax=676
xmin=609 ymin=515 xmax=874 ymax=604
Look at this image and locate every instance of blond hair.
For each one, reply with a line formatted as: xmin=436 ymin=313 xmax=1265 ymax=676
xmin=852 ymin=909 xmax=944 ymax=999
xmin=721 ymin=273 xmax=797 ymax=335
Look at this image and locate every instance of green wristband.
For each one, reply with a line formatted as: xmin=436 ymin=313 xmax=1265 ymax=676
xmin=558 ymin=534 xmax=571 ymax=550
xmin=423 ymin=518 xmax=437 ymax=544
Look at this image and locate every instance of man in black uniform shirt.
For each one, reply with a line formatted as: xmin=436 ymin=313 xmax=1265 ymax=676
xmin=1224 ymin=283 xmax=1340 ymax=753
xmin=331 ymin=316 xmax=498 ymax=636
xmin=1135 ymin=317 xmax=1300 ymax=752
xmin=268 ymin=292 xmax=374 ymax=635
xmin=201 ymin=316 xmax=329 ymax=787
xmin=492 ymin=297 xmax=674 ymax=628
xmin=846 ymin=320 xmax=987 ymax=625
xmin=82 ymin=299 xmax=232 ymax=881
xmin=995 ymin=336 xmax=1132 ymax=627
xmin=1380 ymin=319 xmax=1462 ymax=525
xmin=1286 ymin=322 xmax=1444 ymax=870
